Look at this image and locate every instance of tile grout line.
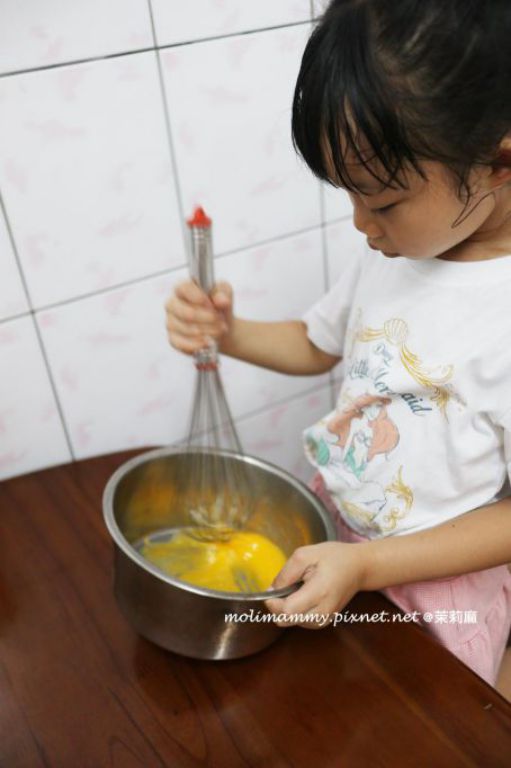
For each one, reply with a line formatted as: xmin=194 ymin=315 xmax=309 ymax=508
xmin=0 ymin=189 xmax=33 ymax=310
xmin=222 ymin=378 xmax=331 ymax=427
xmin=30 ymin=314 xmax=76 ymax=461
xmin=146 ymin=0 xmax=188 ymax=267
xmin=0 ymin=20 xmax=311 ymax=81
xmin=171 ymin=377 xmax=332 ymax=442
xmin=0 ymin=221 xmax=343 ymax=325
xmin=8 ymin=377 xmax=332 ymax=473
xmin=0 ymin=311 xmax=28 ymax=325
xmin=0 ymin=189 xmax=76 ymax=460
xmin=217 ymin=220 xmax=341 ymax=259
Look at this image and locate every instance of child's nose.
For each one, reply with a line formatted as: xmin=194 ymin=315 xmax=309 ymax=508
xmin=352 ymin=201 xmax=384 ymax=240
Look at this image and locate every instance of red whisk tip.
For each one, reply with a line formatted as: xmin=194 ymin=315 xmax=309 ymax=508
xmin=195 ymin=360 xmax=218 ymax=372
xmin=187 ymin=206 xmax=212 ymax=229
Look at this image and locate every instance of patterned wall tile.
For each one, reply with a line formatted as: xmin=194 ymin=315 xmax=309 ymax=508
xmin=162 ymin=25 xmax=321 ymax=255
xmin=0 ymin=316 xmax=71 ymax=480
xmin=312 ymin=0 xmax=329 ymax=18
xmin=152 ymin=0 xmax=311 ymax=45
xmin=0 ymin=53 xmax=185 ymax=307
xmin=36 ymin=227 xmax=327 ymax=461
xmin=323 ymin=184 xmax=352 ymax=223
xmin=0 ymin=206 xmax=28 ymax=319
xmin=0 ymin=7 xmax=342 ymax=481
xmin=237 ymin=385 xmax=332 ymax=482
xmin=0 ymin=0 xmax=152 ymax=74
xmin=37 ymin=271 xmax=195 ymax=459
xmin=213 ymin=228 xmax=329 ymax=418
xmin=325 ymin=219 xmax=366 ymax=286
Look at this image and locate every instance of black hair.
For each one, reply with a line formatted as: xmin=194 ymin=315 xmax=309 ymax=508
xmin=292 ymin=0 xmax=511 ymax=210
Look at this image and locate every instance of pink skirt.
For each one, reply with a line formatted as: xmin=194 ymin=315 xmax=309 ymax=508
xmin=310 ymin=473 xmax=511 ymax=686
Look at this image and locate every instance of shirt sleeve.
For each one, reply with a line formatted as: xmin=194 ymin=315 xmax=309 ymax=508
xmin=493 ymin=407 xmax=511 ymax=493
xmin=302 ymin=245 xmax=365 ymax=356
xmin=500 ymin=406 xmax=511 ymax=453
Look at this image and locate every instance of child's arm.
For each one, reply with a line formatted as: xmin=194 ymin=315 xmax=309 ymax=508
xmin=265 ymin=497 xmax=511 ymax=626
xmin=220 ymin=317 xmax=338 ymax=375
xmin=165 ymin=280 xmax=340 ymax=375
xmin=362 ymin=496 xmax=511 ymax=589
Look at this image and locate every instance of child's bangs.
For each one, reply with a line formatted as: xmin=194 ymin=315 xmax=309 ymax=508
xmin=292 ymin=12 xmax=422 ymax=194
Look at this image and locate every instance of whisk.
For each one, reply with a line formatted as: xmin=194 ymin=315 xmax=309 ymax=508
xmin=184 ymin=207 xmax=254 ymax=543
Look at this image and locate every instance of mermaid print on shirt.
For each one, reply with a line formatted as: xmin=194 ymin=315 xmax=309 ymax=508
xmin=305 ymin=310 xmax=462 ymax=535
xmin=305 ymin=393 xmax=409 ymax=533
xmin=327 ymin=394 xmax=399 ymax=479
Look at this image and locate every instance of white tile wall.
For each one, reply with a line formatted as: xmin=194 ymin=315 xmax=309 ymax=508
xmin=0 ymin=317 xmax=71 ymax=480
xmin=312 ymin=0 xmax=329 ymax=18
xmin=36 ymin=229 xmax=328 ymax=461
xmin=0 ymin=4 xmax=365 ymax=482
xmin=238 ymin=385 xmax=332 ymax=483
xmin=0 ymin=205 xmax=29 ymax=319
xmin=215 ymin=229 xmax=329 ymax=417
xmin=162 ymin=25 xmax=321 ymax=254
xmin=0 ymin=53 xmax=185 ymax=307
xmin=37 ymin=271 xmax=194 ymax=459
xmin=323 ymin=184 xmax=353 ymax=223
xmin=0 ymin=0 xmax=153 ymax=73
xmin=325 ymin=218 xmax=366 ymax=286
xmin=152 ymin=0 xmax=312 ymax=45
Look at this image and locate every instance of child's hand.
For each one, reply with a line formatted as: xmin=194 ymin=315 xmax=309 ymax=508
xmin=264 ymin=542 xmax=369 ymax=629
xmin=165 ymin=280 xmax=234 ymax=355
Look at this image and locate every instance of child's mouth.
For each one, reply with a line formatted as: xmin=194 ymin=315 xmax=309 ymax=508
xmin=368 ymin=241 xmax=400 ymax=257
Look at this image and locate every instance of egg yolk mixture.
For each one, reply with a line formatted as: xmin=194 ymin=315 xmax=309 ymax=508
xmin=139 ymin=528 xmax=287 ymax=593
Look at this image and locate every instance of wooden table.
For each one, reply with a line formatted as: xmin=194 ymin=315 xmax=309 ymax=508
xmin=1 ymin=449 xmax=511 ymax=767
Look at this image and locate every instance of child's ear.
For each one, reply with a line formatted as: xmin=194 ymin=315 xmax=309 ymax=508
xmin=488 ymin=136 xmax=511 ymax=190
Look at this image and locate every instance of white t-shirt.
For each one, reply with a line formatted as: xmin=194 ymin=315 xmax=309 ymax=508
xmin=302 ymin=247 xmax=511 ymax=539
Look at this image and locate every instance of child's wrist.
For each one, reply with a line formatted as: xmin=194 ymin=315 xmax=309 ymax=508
xmin=358 ymin=536 xmax=414 ymax=592
xmin=218 ymin=316 xmax=241 ymax=356
xmin=357 ymin=540 xmax=388 ymax=592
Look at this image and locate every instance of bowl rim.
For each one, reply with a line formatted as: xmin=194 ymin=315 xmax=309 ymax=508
xmin=102 ymin=445 xmax=337 ymax=602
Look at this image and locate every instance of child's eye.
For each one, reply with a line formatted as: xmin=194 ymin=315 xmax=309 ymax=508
xmin=374 ymin=203 xmax=397 ymax=214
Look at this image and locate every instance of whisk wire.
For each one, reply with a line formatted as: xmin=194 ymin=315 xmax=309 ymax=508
xmin=183 ymin=209 xmax=255 ymax=544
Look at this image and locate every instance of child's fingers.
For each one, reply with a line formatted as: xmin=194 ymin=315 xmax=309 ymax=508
xmin=265 ymin=546 xmax=334 ymax=628
xmin=271 ymin=546 xmax=316 ymax=590
xmin=266 ymin=577 xmax=322 ymax=618
xmin=166 ymin=296 xmax=223 ymax=326
xmin=167 ymin=331 xmax=210 ymax=355
xmin=211 ymin=281 xmax=233 ymax=310
xmin=265 ymin=579 xmax=329 ymax=629
xmin=164 ymin=281 xmax=232 ymax=355
xmin=173 ymin=280 xmax=212 ymax=307
xmin=167 ymin=314 xmax=227 ymax=339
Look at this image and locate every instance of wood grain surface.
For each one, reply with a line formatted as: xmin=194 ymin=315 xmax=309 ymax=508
xmin=1 ymin=449 xmax=511 ymax=768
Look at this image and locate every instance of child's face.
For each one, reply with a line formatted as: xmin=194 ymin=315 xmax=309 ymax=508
xmin=341 ymin=159 xmax=499 ymax=261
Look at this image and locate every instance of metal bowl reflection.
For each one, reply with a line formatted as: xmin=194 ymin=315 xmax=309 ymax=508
xmin=103 ymin=446 xmax=335 ymax=660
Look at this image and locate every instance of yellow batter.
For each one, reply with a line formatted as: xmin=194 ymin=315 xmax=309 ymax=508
xmin=139 ymin=527 xmax=287 ymax=593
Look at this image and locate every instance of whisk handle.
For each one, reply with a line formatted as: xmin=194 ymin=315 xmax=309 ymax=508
xmin=187 ymin=209 xmax=215 ymax=294
xmin=187 ymin=209 xmax=218 ymax=363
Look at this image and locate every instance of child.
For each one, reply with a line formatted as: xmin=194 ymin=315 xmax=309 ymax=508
xmin=165 ymin=0 xmax=511 ymax=690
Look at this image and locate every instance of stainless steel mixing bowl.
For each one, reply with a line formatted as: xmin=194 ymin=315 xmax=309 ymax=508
xmin=103 ymin=446 xmax=336 ymax=660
